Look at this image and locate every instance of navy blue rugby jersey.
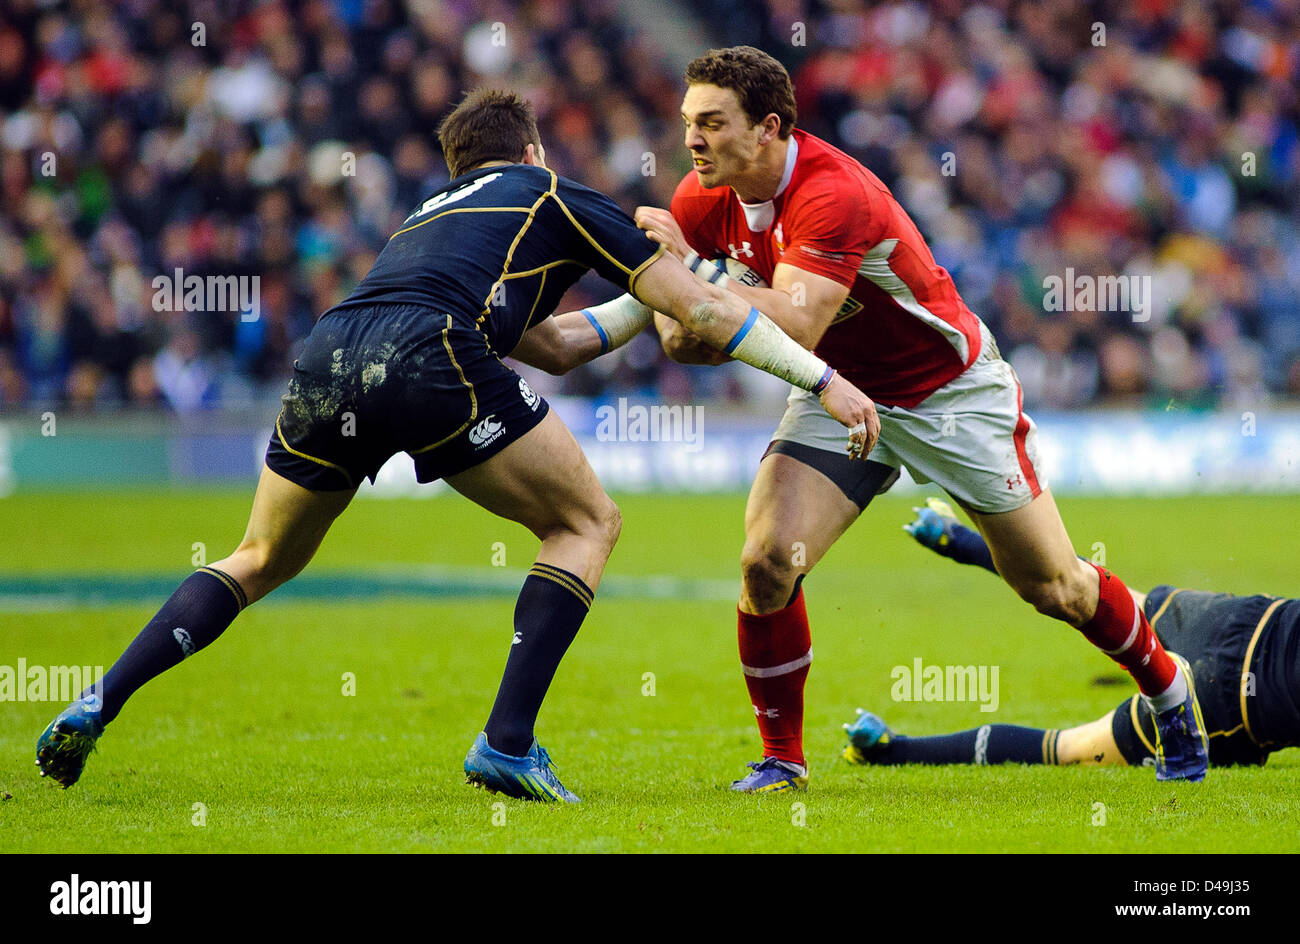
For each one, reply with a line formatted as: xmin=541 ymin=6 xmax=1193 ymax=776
xmin=327 ymin=163 xmax=665 ymax=354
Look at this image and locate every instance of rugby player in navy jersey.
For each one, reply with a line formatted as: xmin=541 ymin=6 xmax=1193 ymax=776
xmin=842 ymin=499 xmax=1299 ymax=770
xmin=36 ymin=90 xmax=878 ymax=802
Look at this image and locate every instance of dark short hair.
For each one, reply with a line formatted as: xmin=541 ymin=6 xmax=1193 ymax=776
xmin=684 ymin=46 xmax=797 ymax=139
xmin=436 ymin=88 xmax=541 ymax=179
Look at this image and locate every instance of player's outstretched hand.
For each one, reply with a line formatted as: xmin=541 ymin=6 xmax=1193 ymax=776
xmin=634 ymin=206 xmax=690 ymax=260
xmin=818 ymin=373 xmax=879 ymax=460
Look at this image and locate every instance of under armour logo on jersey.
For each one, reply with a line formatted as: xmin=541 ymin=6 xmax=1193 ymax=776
xmin=518 ymin=377 xmax=539 ymax=410
xmin=729 ymin=241 xmax=754 ymax=259
xmin=173 ymin=627 xmax=195 ymax=658
xmin=753 ymin=705 xmax=780 ymax=718
xmin=1006 ymin=473 xmax=1023 ymax=491
xmin=512 ymin=631 xmax=523 ymax=645
xmin=468 ymin=415 xmax=505 ymax=448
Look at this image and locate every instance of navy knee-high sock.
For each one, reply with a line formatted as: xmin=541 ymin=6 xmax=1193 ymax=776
xmin=873 ymin=724 xmax=1060 ymax=765
xmin=483 ymin=563 xmax=593 ymax=756
xmin=939 ymin=522 xmax=999 ymax=574
xmin=84 ymin=568 xmax=247 ymax=724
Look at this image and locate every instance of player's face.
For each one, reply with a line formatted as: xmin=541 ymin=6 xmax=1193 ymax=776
xmin=681 ymin=84 xmax=764 ymax=189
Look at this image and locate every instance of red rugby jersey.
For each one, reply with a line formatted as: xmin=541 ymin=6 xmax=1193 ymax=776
xmin=671 ymin=129 xmax=983 ymax=407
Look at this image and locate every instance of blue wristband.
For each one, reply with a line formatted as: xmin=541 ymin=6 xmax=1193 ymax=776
xmin=811 ymin=365 xmax=835 ymax=394
xmin=722 ymin=306 xmax=760 ymax=356
xmin=581 ymin=308 xmax=610 ymax=354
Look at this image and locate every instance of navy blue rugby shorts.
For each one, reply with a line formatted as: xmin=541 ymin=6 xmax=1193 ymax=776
xmin=265 ymin=303 xmax=549 ymax=490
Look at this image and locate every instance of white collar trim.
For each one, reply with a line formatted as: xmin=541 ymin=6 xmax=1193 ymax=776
xmin=738 ymin=136 xmax=798 ymax=233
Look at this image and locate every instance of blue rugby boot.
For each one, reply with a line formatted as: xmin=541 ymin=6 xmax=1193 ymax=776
xmin=1151 ymin=653 xmax=1209 ymax=782
xmin=36 ymin=694 xmax=105 ymax=788
xmin=463 ymin=732 xmax=580 ymax=803
xmin=730 ymin=757 xmax=809 ymax=793
xmin=903 ymin=497 xmax=961 ymax=551
xmin=842 ymin=707 xmax=893 ymax=764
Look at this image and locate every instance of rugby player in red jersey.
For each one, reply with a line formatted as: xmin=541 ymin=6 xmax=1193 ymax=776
xmin=629 ymin=46 xmax=1208 ymax=790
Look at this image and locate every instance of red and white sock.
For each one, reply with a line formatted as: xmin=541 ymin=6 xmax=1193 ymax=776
xmin=738 ymin=587 xmax=813 ymax=767
xmin=1079 ymin=563 xmax=1185 ymax=711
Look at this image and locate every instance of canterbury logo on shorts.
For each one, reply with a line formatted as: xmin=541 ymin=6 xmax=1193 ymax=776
xmin=469 ymin=415 xmax=505 ymax=449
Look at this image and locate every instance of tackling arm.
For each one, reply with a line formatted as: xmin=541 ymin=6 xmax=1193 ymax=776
xmin=721 ymin=263 xmax=849 ymax=350
xmin=631 ymin=253 xmax=822 ymax=384
xmin=634 ymin=204 xmax=853 ymax=356
xmin=653 ymin=263 xmax=848 ymax=364
xmin=653 ymin=311 xmax=732 ymax=365
xmin=632 ymin=252 xmax=879 ymax=453
xmin=510 ymin=295 xmax=655 ymax=375
xmin=508 ymin=312 xmax=606 ymax=375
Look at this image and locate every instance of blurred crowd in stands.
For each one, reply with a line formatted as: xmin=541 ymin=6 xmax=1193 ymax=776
xmin=0 ymin=0 xmax=1297 ymax=415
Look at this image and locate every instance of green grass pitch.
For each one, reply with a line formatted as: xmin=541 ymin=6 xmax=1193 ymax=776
xmin=2 ymin=489 xmax=1297 ymax=852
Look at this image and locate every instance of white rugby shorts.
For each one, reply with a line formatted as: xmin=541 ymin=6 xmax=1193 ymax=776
xmin=770 ymin=324 xmax=1046 ymax=514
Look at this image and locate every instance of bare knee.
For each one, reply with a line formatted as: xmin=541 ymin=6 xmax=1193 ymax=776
xmin=596 ymin=497 xmax=622 ymax=553
xmin=552 ymin=494 xmax=621 ymax=555
xmin=740 ymin=539 xmax=800 ymax=614
xmin=221 ymin=540 xmax=301 ymax=600
xmin=1011 ymin=569 xmax=1093 ymax=625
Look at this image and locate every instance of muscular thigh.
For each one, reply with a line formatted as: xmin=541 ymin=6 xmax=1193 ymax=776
xmin=741 ymin=453 xmax=863 ymax=611
xmin=746 ymin=454 xmax=860 ymax=549
xmin=752 ymin=386 xmax=899 ymax=561
xmin=963 ymin=488 xmax=1083 ymax=588
xmin=446 ymin=409 xmax=615 ymax=587
xmin=961 ymin=488 xmax=1098 ymax=626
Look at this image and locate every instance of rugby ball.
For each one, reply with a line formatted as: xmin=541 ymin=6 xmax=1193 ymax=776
xmin=713 ymin=256 xmax=768 ymax=288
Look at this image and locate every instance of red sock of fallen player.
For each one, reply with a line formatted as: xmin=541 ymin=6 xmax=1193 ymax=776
xmin=1079 ymin=563 xmax=1185 ymax=710
xmin=738 ymin=587 xmax=813 ymax=767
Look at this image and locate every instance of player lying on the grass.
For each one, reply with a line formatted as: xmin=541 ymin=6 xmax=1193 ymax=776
xmin=842 ymin=498 xmax=1298 ymax=769
xmin=36 ymin=89 xmax=879 ymax=803
xmin=549 ymin=45 xmax=1208 ymax=789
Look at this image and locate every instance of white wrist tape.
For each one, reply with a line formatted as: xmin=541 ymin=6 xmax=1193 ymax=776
xmin=723 ymin=306 xmax=835 ymax=393
xmin=683 ymin=250 xmax=731 ymax=289
xmin=580 ymin=294 xmax=654 ymax=353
